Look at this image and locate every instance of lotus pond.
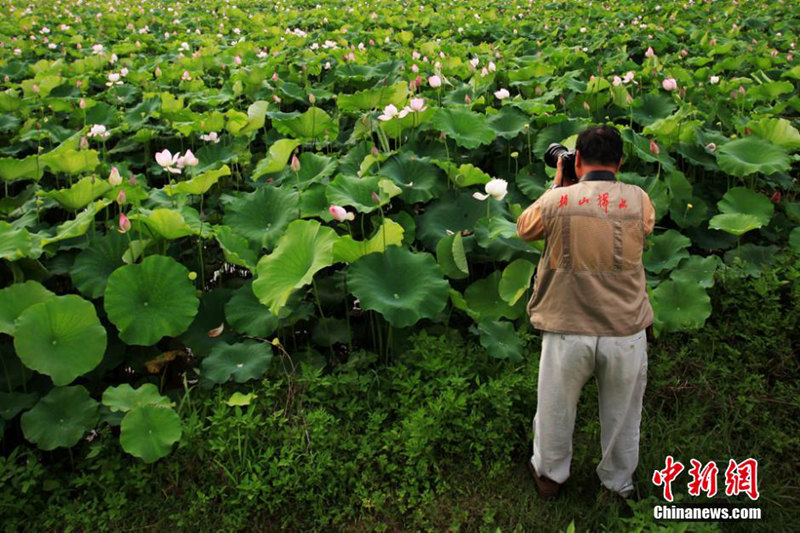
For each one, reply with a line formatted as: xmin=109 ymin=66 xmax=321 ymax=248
xmin=0 ymin=0 xmax=798 ymax=471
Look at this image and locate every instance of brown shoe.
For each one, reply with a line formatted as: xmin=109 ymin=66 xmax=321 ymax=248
xmin=526 ymin=458 xmax=562 ymax=499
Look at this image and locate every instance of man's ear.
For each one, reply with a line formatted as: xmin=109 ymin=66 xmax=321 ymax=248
xmin=575 ymin=149 xmax=582 ymax=169
xmin=616 ymin=157 xmax=623 ymax=172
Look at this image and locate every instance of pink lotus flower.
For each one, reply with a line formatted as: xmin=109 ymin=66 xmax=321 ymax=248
xmin=645 ymin=46 xmax=656 ymax=58
xmin=329 ymin=204 xmax=354 ymax=221
xmin=649 ymin=140 xmax=660 ymax=155
xmin=200 ymin=132 xmax=220 ymax=143
xmin=378 ymin=104 xmax=399 ymax=121
xmin=290 ymin=154 xmax=300 ymax=172
xmin=118 ymin=212 xmax=131 ymax=233
xmin=408 ymin=97 xmax=426 ymax=112
xmin=181 ymin=70 xmax=192 ymax=81
xmin=472 ymin=178 xmax=508 ymax=201
xmin=428 ymin=75 xmax=442 ymax=88
xmin=108 ymin=166 xmax=122 ymax=186
xmin=494 ymin=88 xmax=510 ymax=99
xmin=177 ymin=149 xmax=199 ymax=168
xmin=622 ymin=71 xmax=635 ymax=84
xmin=155 ymin=149 xmax=182 ymax=174
xmin=234 ymin=55 xmax=242 ymax=65
xmin=612 ymin=76 xmax=622 ymax=86
xmin=662 ymin=78 xmax=678 ymax=91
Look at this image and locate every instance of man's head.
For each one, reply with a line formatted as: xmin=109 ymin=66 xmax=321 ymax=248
xmin=575 ymin=125 xmax=623 ymax=178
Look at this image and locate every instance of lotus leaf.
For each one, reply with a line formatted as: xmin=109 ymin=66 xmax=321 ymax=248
xmin=652 ymin=280 xmax=712 ymax=334
xmin=20 ymin=386 xmax=99 ymax=450
xmin=643 ymin=230 xmax=691 ymax=273
xmin=0 ymin=280 xmax=55 ymax=335
xmin=378 ymin=152 xmax=447 ymax=204
xmin=104 ymin=255 xmax=200 ymax=346
xmin=102 ymin=383 xmax=172 ymax=412
xmin=716 ymin=137 xmax=791 ymax=177
xmin=223 ymin=186 xmax=299 ymax=249
xmin=119 ymin=405 xmax=182 ymax=463
xmin=431 ymin=108 xmax=495 ymax=149
xmin=71 ymin=231 xmax=128 ymax=298
xmin=436 ymin=232 xmax=469 ymax=279
xmin=332 ymin=219 xmax=405 ymax=263
xmin=472 ymin=319 xmax=523 ymax=362
xmin=225 ymin=281 xmax=280 ymax=338
xmin=45 ymin=176 xmax=111 ymax=210
xmin=325 ymin=174 xmax=402 ymax=213
xmin=251 ymin=139 xmax=301 ymax=180
xmin=498 ymin=259 xmax=536 ymax=305
xmin=201 ymin=341 xmax=273 ymax=384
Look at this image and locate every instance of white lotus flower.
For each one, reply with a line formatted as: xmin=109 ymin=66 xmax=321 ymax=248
xmin=200 ymin=132 xmax=220 ymax=143
xmin=177 ymin=149 xmax=199 ymax=168
xmin=155 ymin=149 xmax=182 ymax=174
xmin=86 ymin=124 xmax=110 ymax=139
xmin=408 ymin=97 xmax=427 ymax=112
xmin=472 ymin=178 xmax=508 ymax=201
xmin=329 ymin=204 xmax=355 ymax=221
xmin=378 ymin=104 xmax=399 ymax=121
xmin=494 ymin=88 xmax=510 ymax=100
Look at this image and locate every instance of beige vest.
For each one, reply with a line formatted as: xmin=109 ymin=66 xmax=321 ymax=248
xmin=526 ymin=180 xmax=654 ymax=336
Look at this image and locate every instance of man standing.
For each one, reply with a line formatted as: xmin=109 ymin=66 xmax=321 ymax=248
xmin=515 ymin=125 xmax=656 ymax=501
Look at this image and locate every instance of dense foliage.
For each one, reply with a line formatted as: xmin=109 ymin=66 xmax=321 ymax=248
xmin=0 ymin=0 xmax=798 ymax=463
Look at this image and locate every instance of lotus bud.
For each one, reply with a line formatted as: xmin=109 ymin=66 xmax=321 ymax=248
xmin=155 ymin=66 xmax=162 ymax=77
xmin=464 ymin=94 xmax=471 ymax=104
xmin=308 ymin=93 xmax=316 ymax=104
xmin=649 ymin=140 xmax=660 ymax=155
xmin=108 ymin=166 xmax=123 ymax=186
xmin=583 ymin=101 xmax=591 ymax=110
xmin=705 ymin=143 xmax=716 ymax=151
xmin=428 ymin=75 xmax=442 ymax=88
xmin=290 ymin=154 xmax=300 ymax=172
xmin=118 ymin=212 xmax=131 ymax=233
xmin=79 ymin=136 xmax=89 ymax=150
xmin=371 ymin=191 xmax=381 ymax=204
xmin=79 ymin=97 xmax=86 ymax=109
xmin=208 ymin=323 xmax=224 ymax=337
xmin=329 ymin=204 xmax=354 ymax=221
xmin=371 ymin=146 xmax=379 ymax=157
xmin=272 ymin=72 xmax=279 ymax=81
xmin=116 ymin=189 xmax=127 ymax=205
xmin=128 ymin=174 xmax=137 ymax=186
xmin=272 ymin=94 xmax=281 ymax=103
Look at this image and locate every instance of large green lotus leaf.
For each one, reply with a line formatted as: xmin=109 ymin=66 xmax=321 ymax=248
xmin=40 ymin=149 xmax=100 ymax=175
xmin=223 ymin=186 xmax=299 ymax=250
xmin=631 ymin=93 xmax=677 ymax=126
xmin=716 ymin=186 xmax=774 ymax=228
xmin=747 ymin=81 xmax=794 ymax=101
xmin=238 ymin=100 xmax=269 ymax=136
xmin=253 ymin=219 xmax=338 ymax=315
xmin=708 ymin=214 xmax=763 ymax=236
xmin=214 ymin=225 xmax=258 ymax=272
xmin=119 ymin=405 xmax=182 ymax=463
xmin=499 ymin=259 xmax=536 ymax=305
xmin=789 ymin=228 xmax=800 ymax=254
xmin=224 ymin=281 xmax=280 ymax=337
xmin=488 ymin=106 xmax=530 ymax=139
xmin=472 ymin=319 xmax=523 ymax=362
xmin=332 ymin=219 xmax=405 ymax=263
xmin=620 ymin=128 xmax=677 ymax=172
xmin=669 ymin=255 xmax=722 ymax=289
xmin=299 ymin=184 xmax=329 ymax=218
xmin=283 ymin=152 xmax=338 ymax=188
xmin=716 ymin=137 xmax=791 ymax=177
xmin=201 ymin=341 xmax=273 ymax=384
xmin=643 ymin=230 xmax=691 ymax=273
xmin=532 ymin=118 xmax=587 ymax=158
xmin=0 ymin=391 xmax=38 ymax=420
xmin=178 ymin=288 xmax=235 ymax=358
xmin=724 ymin=244 xmax=779 ymax=278
xmin=104 ymin=255 xmax=200 ymax=346
xmin=747 ymin=118 xmax=800 ymax=150
xmin=464 ymin=271 xmax=526 ymax=321
xmin=325 ymin=174 xmax=402 ymax=213
xmin=652 ymin=280 xmax=711 ymax=335
xmin=102 ymin=383 xmax=172 ymax=413
xmin=435 ymin=232 xmax=469 ymax=279
xmin=0 ymin=281 xmax=55 ymax=335
xmin=415 ymin=190 xmax=487 ymax=250
xmin=0 ymin=222 xmax=39 ymax=261
xmin=71 ymin=231 xmax=128 ymax=298
xmin=46 ymin=177 xmax=111 ymax=210
xmin=337 ymin=81 xmax=409 ymax=113
xmin=432 ymin=161 xmax=492 ymax=188
xmin=20 ymin=386 xmax=99 ymax=451
xmin=196 ymin=142 xmax=238 ymax=173
xmin=14 ymin=295 xmax=107 ymax=386
xmin=164 ymin=165 xmax=230 ymax=196
xmin=135 ymin=208 xmax=196 ymax=240
xmin=378 ymin=152 xmax=447 ymax=204
xmin=431 ymin=107 xmax=495 ymax=149
xmin=347 ymin=246 xmax=449 ymax=328
xmin=271 ymin=108 xmax=338 ymax=141
xmin=41 ymin=200 xmax=107 ymax=247
xmin=0 ymin=155 xmax=45 ymax=182
xmin=251 ymin=139 xmax=301 ymax=180
xmin=670 ymin=195 xmax=709 ymax=228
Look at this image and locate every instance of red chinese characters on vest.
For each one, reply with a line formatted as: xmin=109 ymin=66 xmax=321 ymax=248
xmin=558 ymin=194 xmax=568 ymax=208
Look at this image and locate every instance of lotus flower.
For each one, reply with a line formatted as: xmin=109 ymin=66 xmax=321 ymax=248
xmin=155 ymin=149 xmax=182 ymax=174
xmin=378 ymin=104 xmax=399 ymax=121
xmin=662 ymin=78 xmax=678 ymax=91
xmin=116 ymin=189 xmax=127 ymax=205
xmin=472 ymin=178 xmax=508 ymax=201
xmin=649 ymin=139 xmax=660 ymax=155
xmin=705 ymin=142 xmax=716 ymax=151
xmin=118 ymin=212 xmax=131 ymax=233
xmin=709 ymin=75 xmax=720 ymax=84
xmin=200 ymin=131 xmax=220 ymax=143
xmin=770 ymin=190 xmax=782 ymax=203
xmin=408 ymin=97 xmax=427 ymax=112
xmin=87 ymin=124 xmax=110 ymax=139
xmin=494 ymin=88 xmax=510 ymax=100
xmin=428 ymin=75 xmax=442 ymax=88
xmin=612 ymin=76 xmax=622 ymax=86
xmin=622 ymin=71 xmax=635 ymax=83
xmin=181 ymin=70 xmax=192 ymax=81
xmin=290 ymin=154 xmax=301 ymax=172
xmin=108 ymin=166 xmax=122 ymax=186
xmin=645 ymin=46 xmax=655 ymax=58
xmin=177 ymin=149 xmax=199 ymax=168
xmin=329 ymin=204 xmax=355 ymax=221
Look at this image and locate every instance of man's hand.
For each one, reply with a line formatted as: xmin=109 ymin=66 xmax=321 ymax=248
xmin=554 ymin=155 xmax=565 ymax=187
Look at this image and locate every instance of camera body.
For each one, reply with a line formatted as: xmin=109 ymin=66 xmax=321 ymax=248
xmin=544 ymin=143 xmax=578 ymax=185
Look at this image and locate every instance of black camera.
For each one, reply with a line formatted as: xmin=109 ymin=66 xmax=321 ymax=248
xmin=544 ymin=143 xmax=578 ymax=185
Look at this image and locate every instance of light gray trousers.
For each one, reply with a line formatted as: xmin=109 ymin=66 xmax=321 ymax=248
xmin=530 ymin=329 xmax=648 ymax=497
